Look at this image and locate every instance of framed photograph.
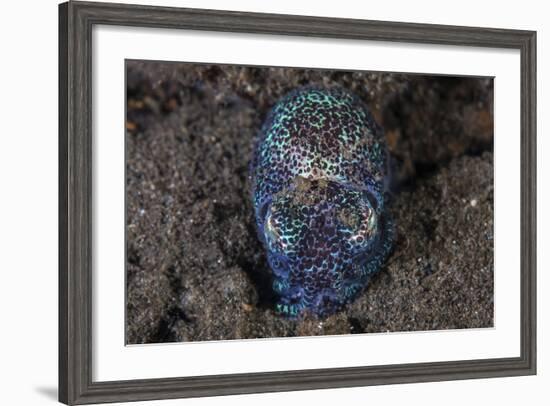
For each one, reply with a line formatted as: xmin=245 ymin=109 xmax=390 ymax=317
xmin=59 ymin=1 xmax=536 ymax=404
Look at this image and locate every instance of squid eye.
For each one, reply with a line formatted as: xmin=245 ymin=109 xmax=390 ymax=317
xmin=345 ymin=206 xmax=378 ymax=253
xmin=362 ymin=189 xmax=381 ymax=213
xmin=264 ymin=209 xmax=286 ymax=254
xmin=257 ymin=201 xmax=270 ymax=225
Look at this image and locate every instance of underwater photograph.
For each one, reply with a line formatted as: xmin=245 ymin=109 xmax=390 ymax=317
xmin=125 ymin=60 xmax=494 ymax=344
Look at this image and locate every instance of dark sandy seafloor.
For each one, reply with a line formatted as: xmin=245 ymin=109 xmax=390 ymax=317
xmin=125 ymin=61 xmax=494 ymax=344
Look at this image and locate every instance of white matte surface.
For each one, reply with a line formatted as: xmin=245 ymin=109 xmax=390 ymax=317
xmin=93 ymin=25 xmax=520 ymax=382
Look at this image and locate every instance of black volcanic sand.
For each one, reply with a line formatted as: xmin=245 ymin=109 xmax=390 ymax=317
xmin=126 ymin=61 xmax=494 ymax=343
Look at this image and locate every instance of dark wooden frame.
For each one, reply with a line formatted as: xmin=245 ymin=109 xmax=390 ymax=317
xmin=59 ymin=1 xmax=537 ymax=404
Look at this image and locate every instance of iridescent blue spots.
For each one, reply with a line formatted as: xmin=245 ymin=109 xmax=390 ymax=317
xmin=250 ymin=87 xmax=393 ymax=317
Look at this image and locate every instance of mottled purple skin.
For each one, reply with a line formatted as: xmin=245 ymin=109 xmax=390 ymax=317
xmin=251 ymin=87 xmax=393 ymax=317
